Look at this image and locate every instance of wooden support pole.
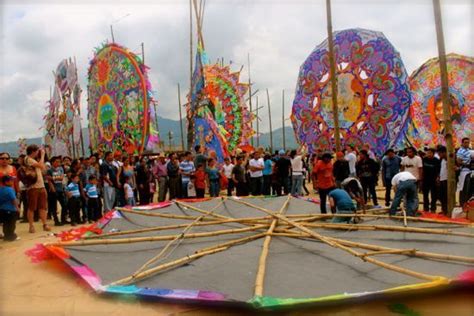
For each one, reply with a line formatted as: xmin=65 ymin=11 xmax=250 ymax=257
xmin=325 ymin=0 xmax=341 ymax=152
xmin=188 ymin=0 xmax=194 ymax=151
xmin=256 ymin=96 xmax=260 ymax=147
xmin=254 ymin=195 xmax=291 ymax=296
xmin=174 ymin=200 xmax=230 ymax=220
xmin=178 ymin=83 xmax=185 ymax=151
xmin=266 ymin=88 xmax=273 ymax=153
xmin=282 ymin=89 xmax=286 ymax=151
xmin=433 ymin=0 xmax=456 ymax=216
xmin=248 ymin=53 xmax=254 ymax=147
xmin=110 ymin=25 xmax=115 ymax=43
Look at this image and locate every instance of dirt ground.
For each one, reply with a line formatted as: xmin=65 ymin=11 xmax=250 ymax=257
xmin=1 ymin=189 xmax=473 ymax=315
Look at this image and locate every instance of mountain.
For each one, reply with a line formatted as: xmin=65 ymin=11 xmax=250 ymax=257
xmin=0 ymin=117 xmax=298 ymax=156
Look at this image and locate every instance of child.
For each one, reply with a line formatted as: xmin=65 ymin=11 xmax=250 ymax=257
xmin=66 ymin=174 xmax=82 ymax=226
xmin=194 ymin=164 xmax=206 ymax=198
xmin=84 ymin=175 xmax=100 ymax=222
xmin=0 ymin=175 xmax=20 ymax=241
xmin=124 ymin=176 xmax=136 ymax=206
xmin=206 ymin=158 xmax=221 ymax=197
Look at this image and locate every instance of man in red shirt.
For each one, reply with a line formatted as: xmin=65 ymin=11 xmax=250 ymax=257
xmin=313 ymin=153 xmax=336 ymax=214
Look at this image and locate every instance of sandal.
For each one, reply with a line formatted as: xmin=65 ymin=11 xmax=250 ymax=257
xmin=29 ymin=226 xmax=35 ymax=233
xmin=43 ymin=224 xmax=51 ymax=232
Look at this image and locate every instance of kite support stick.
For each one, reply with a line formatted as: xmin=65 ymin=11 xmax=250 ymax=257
xmin=109 ymin=232 xmax=266 ymax=286
xmin=254 ymin=195 xmax=291 ymax=296
xmin=175 ymin=200 xmax=231 ymax=220
xmin=46 ymin=224 xmax=269 ymax=247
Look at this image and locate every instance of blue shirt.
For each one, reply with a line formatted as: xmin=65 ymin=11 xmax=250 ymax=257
xmin=67 ymin=182 xmax=81 ymax=198
xmin=329 ymin=189 xmax=355 ymax=211
xmin=84 ymin=184 xmax=99 ymax=198
xmin=206 ymin=167 xmax=220 ymax=180
xmin=0 ymin=186 xmax=16 ymax=213
xmin=263 ymin=160 xmax=273 ymax=176
xmin=179 ymin=160 xmax=195 ymax=182
xmin=382 ymin=156 xmax=401 ymax=180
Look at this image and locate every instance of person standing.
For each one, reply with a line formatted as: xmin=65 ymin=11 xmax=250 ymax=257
xmin=262 ymin=154 xmax=273 ymax=196
xmin=46 ymin=156 xmax=67 ymax=225
xmin=401 ymin=147 xmax=423 ymax=210
xmin=222 ymin=157 xmax=235 ymax=196
xmin=167 ymin=153 xmax=180 ymax=200
xmin=456 ymin=137 xmax=472 ymax=206
xmin=232 ymin=156 xmax=248 ymax=197
xmin=422 ymin=148 xmax=440 ymax=213
xmin=344 ymin=145 xmax=357 ymax=177
xmin=0 ymin=152 xmax=19 ymax=193
xmin=179 ymin=152 xmax=195 ymax=199
xmin=290 ymin=149 xmax=304 ymax=196
xmin=66 ymin=174 xmax=82 ymax=226
xmin=381 ymin=149 xmax=401 ymax=206
xmin=437 ymin=146 xmax=448 ymax=214
xmin=100 ymin=152 xmax=118 ymax=211
xmin=206 ymin=158 xmax=221 ymax=197
xmin=136 ymin=157 xmax=152 ymax=205
xmin=24 ymin=145 xmax=50 ymax=233
xmin=313 ymin=153 xmax=336 ymax=214
xmin=84 ymin=175 xmax=100 ymax=221
xmin=0 ymin=175 xmax=20 ymax=241
xmin=249 ymin=152 xmax=264 ymax=196
xmin=194 ymin=145 xmax=208 ymax=170
xmin=123 ymin=176 xmax=136 ymax=206
xmin=153 ymin=154 xmax=168 ymax=202
xmin=275 ymin=150 xmax=291 ymax=195
xmin=356 ymin=150 xmax=380 ymax=207
xmin=389 ymin=171 xmax=418 ymax=216
xmin=333 ymin=151 xmax=350 ymax=188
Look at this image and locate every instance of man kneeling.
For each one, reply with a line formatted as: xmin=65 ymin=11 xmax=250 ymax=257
xmin=328 ymin=188 xmax=356 ymax=223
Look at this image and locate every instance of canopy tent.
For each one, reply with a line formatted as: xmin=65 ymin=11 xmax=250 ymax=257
xmin=87 ymin=42 xmax=160 ymax=155
xmin=291 ymin=28 xmax=411 ymax=157
xmin=402 ymin=53 xmax=473 ymax=149
xmin=27 ymin=196 xmax=473 ymax=310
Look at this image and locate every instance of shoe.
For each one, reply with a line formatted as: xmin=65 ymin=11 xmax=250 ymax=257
xmin=54 ymin=222 xmax=64 ymax=227
xmin=385 ymin=202 xmax=390 ymax=207
xmin=71 ymin=222 xmax=77 ymax=227
xmin=5 ymin=236 xmax=20 ymax=242
xmin=43 ymin=224 xmax=51 ymax=232
xmin=372 ymin=205 xmax=382 ymax=209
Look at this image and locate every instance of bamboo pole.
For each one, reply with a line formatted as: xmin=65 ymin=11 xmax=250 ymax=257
xmin=433 ymin=0 xmax=456 ymax=217
xmin=174 ymin=200 xmax=230 ymax=220
xmin=274 ymin=230 xmax=474 ymax=264
xmin=282 ymin=89 xmax=286 ymax=151
xmin=254 ymin=196 xmax=291 ymax=296
xmin=256 ymin=96 xmax=260 ymax=147
xmin=326 ymin=0 xmax=341 ymax=152
xmin=266 ymin=88 xmax=273 ymax=153
xmin=73 ymin=56 xmax=85 ymax=157
xmin=248 ymin=53 xmax=254 ymax=147
xmin=177 ymin=83 xmax=185 ymax=151
xmin=46 ymin=224 xmax=269 ymax=247
xmin=109 ymin=232 xmax=266 ymax=286
xmin=188 ymin=0 xmax=193 ymax=151
xmin=361 ymin=249 xmax=417 ymax=257
xmin=299 ymin=222 xmax=474 ymax=238
xmin=230 ymin=198 xmax=441 ymax=281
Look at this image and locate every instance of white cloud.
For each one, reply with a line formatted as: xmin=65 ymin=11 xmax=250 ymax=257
xmin=0 ymin=0 xmax=472 ymax=142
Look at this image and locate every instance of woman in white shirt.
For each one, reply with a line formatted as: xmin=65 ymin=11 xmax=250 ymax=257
xmin=290 ymin=149 xmax=304 ymax=196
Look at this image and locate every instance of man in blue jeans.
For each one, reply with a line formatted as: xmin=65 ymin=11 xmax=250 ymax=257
xmin=389 ymin=171 xmax=418 ymax=216
xmin=329 ymin=188 xmax=356 ymax=223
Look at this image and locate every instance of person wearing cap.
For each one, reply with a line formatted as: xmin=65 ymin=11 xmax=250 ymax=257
xmin=275 ymin=149 xmax=291 ymax=195
xmin=333 ymin=151 xmax=350 ymax=188
xmin=313 ymin=153 xmax=336 ymax=214
xmin=0 ymin=175 xmax=20 ymax=241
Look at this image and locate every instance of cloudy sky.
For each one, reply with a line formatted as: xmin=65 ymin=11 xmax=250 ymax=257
xmin=0 ymin=0 xmax=472 ymax=142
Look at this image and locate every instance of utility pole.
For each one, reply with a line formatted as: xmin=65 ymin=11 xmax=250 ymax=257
xmin=433 ymin=0 xmax=456 ymax=216
xmin=266 ymin=89 xmax=273 ymax=153
xmin=282 ymin=89 xmax=286 ymax=151
xmin=326 ymin=0 xmax=341 ymax=152
xmin=141 ymin=42 xmax=145 ymax=64
xmin=248 ymin=53 xmax=254 ymax=147
xmin=178 ymin=83 xmax=185 ymax=151
xmin=110 ymin=25 xmax=115 ymax=43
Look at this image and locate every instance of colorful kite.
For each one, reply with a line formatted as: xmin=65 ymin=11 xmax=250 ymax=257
xmin=291 ymin=28 xmax=411 ymax=156
xmin=404 ymin=53 xmax=473 ymax=148
xmin=188 ymin=43 xmax=252 ymax=162
xmin=87 ymin=42 xmax=160 ymax=155
xmin=44 ymin=58 xmax=83 ymax=157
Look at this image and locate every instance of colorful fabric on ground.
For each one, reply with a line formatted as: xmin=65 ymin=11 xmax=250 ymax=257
xmin=187 ymin=42 xmax=253 ymax=163
xmin=403 ymin=53 xmax=474 ymax=148
xmin=87 ymin=42 xmax=160 ymax=155
xmin=291 ymin=28 xmax=411 ymax=157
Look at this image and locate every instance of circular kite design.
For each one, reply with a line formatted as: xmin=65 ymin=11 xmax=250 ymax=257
xmin=88 ymin=43 xmax=159 ymax=155
xmin=291 ymin=28 xmax=411 ymax=156
xmin=406 ymin=53 xmax=473 ymax=148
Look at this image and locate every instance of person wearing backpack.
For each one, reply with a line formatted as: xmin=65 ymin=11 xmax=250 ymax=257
xmin=22 ymin=145 xmax=50 ymax=233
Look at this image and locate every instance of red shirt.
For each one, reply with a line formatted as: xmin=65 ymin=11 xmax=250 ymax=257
xmin=313 ymin=160 xmax=335 ymax=189
xmin=194 ymin=170 xmax=206 ymax=189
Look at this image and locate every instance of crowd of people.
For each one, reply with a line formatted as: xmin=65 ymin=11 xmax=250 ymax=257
xmin=0 ymin=138 xmax=472 ymax=242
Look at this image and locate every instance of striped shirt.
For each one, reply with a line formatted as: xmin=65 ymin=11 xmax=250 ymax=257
xmin=67 ymin=182 xmax=81 ymax=198
xmin=179 ymin=160 xmax=195 ymax=182
xmin=457 ymin=147 xmax=471 ymax=169
xmin=84 ymin=184 xmax=99 ymax=199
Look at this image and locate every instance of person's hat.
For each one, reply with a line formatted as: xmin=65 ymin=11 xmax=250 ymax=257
xmin=279 ymin=149 xmax=285 ymax=155
xmin=336 ymin=151 xmax=344 ymax=158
